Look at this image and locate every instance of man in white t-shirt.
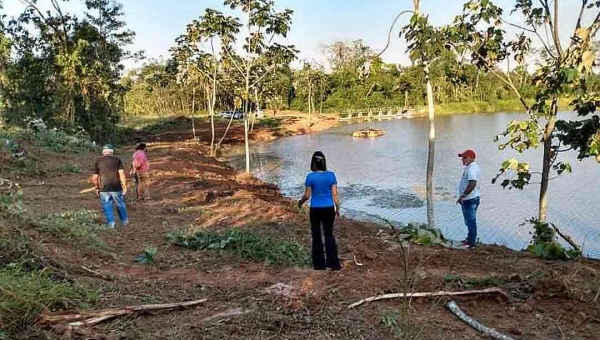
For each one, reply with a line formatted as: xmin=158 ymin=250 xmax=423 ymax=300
xmin=457 ymin=149 xmax=481 ymax=249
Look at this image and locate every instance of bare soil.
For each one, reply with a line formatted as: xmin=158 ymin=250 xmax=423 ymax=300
xmin=15 ymin=115 xmax=600 ymax=339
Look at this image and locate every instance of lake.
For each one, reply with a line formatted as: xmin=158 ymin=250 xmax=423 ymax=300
xmin=229 ymin=112 xmax=600 ymax=258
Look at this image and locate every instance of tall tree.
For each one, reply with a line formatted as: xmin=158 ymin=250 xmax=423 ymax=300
xmin=172 ymin=8 xmax=240 ymax=155
xmin=223 ymin=0 xmax=297 ymax=174
xmin=402 ymin=0 xmax=444 ymax=228
xmin=447 ymin=0 xmax=600 ymax=253
xmin=3 ymin=0 xmax=134 ymax=141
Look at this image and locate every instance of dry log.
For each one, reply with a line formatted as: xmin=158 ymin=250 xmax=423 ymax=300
xmin=446 ymin=300 xmax=517 ymax=340
xmin=348 ymin=287 xmax=508 ymax=309
xmin=39 ymin=299 xmax=208 ymax=327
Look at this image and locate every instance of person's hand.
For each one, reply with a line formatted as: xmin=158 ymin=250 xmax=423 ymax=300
xmin=297 ymin=199 xmax=303 ymax=209
xmin=95 ymin=189 xmax=100 ymax=197
xmin=122 ymin=187 xmax=127 ymax=196
xmin=335 ymin=209 xmax=340 ymax=218
xmin=456 ymin=196 xmax=465 ymax=205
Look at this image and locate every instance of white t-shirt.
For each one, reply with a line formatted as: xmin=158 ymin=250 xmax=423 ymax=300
xmin=458 ymin=162 xmax=481 ymax=200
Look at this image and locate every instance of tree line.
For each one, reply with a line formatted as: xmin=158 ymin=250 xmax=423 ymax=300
xmin=123 ymin=38 xmax=600 ymax=117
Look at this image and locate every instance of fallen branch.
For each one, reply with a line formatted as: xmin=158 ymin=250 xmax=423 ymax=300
xmin=39 ymin=299 xmax=208 ymax=327
xmin=353 ymin=254 xmax=364 ymax=267
xmin=80 ymin=266 xmax=113 ymax=281
xmin=550 ymin=223 xmax=581 ymax=253
xmin=348 ymin=288 xmax=508 ymax=309
xmin=446 ymin=300 xmax=517 ymax=340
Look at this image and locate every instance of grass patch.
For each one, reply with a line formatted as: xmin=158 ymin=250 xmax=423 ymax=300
xmin=255 ymin=117 xmax=282 ymax=130
xmin=166 ymin=228 xmax=311 ymax=267
xmin=38 ymin=210 xmax=104 ymax=247
xmin=0 ymin=266 xmax=99 ymax=335
xmin=444 ymin=274 xmax=507 ymax=288
xmin=59 ymin=165 xmax=81 ymax=174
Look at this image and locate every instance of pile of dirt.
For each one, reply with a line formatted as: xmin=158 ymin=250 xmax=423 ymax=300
xmin=6 ymin=116 xmax=600 ymax=339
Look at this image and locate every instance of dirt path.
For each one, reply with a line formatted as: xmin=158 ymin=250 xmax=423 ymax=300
xmin=21 ymin=117 xmax=600 ymax=339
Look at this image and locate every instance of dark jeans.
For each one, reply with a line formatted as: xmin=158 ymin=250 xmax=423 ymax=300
xmin=309 ymin=207 xmax=341 ymax=270
xmin=461 ymin=196 xmax=480 ymax=246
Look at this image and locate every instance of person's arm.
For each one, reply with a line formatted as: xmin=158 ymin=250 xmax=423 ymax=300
xmin=92 ymin=161 xmax=100 ymax=196
xmin=298 ymin=186 xmax=311 ymax=208
xmin=332 ymin=184 xmax=340 ymax=216
xmin=458 ymin=180 xmax=477 ymax=204
xmin=92 ymin=174 xmax=100 ymax=196
xmin=119 ymin=169 xmax=127 ymax=195
xmin=131 ymin=152 xmax=140 ymax=175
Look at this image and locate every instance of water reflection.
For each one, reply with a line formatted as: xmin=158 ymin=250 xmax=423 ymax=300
xmin=229 ymin=113 xmax=600 ymax=258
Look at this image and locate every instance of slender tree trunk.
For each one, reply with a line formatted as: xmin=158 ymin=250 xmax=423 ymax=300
xmin=425 ymin=65 xmax=436 ymax=228
xmin=209 ymin=37 xmax=218 ymax=156
xmin=307 ymin=82 xmax=312 ymax=127
xmin=192 ymin=87 xmax=196 ymax=114
xmin=320 ymin=77 xmax=324 ymax=113
xmin=538 ymin=100 xmax=557 ymax=222
xmin=244 ymin=68 xmax=251 ymax=174
xmin=404 ymin=90 xmax=409 ymax=109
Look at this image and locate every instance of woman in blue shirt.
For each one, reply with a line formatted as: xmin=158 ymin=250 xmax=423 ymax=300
xmin=298 ymin=151 xmax=341 ymax=270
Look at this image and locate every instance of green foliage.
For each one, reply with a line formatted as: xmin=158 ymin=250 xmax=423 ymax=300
xmin=447 ymin=0 xmax=600 ymax=199
xmin=166 ymin=228 xmax=311 ymax=267
xmin=524 ymin=219 xmax=581 ymax=261
xmin=1 ymin=0 xmax=134 ymax=142
xmin=39 ymin=210 xmax=104 ymax=247
xmin=0 ymin=124 xmax=97 ymax=154
xmin=395 ymin=223 xmax=447 ymax=246
xmin=60 ymin=165 xmax=82 ymax=174
xmin=0 ymin=266 xmax=98 ymax=335
xmin=0 ymin=186 xmax=24 ymax=213
xmin=135 ymin=246 xmax=158 ymax=264
xmin=379 ymin=311 xmax=402 ymax=333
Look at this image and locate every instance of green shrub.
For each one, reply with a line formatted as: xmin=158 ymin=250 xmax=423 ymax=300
xmin=39 ymin=210 xmax=104 ymax=247
xmin=0 ymin=266 xmax=98 ymax=335
xmin=525 ymin=219 xmax=581 ymax=260
xmin=166 ymin=228 xmax=311 ymax=267
xmin=135 ymin=246 xmax=158 ymax=264
xmin=0 ymin=126 xmax=97 ymax=154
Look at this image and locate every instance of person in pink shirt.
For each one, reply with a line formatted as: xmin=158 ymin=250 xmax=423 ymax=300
xmin=131 ymin=143 xmax=150 ymax=200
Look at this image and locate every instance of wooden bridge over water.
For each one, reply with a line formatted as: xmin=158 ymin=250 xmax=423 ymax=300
xmin=339 ymin=106 xmax=426 ymax=122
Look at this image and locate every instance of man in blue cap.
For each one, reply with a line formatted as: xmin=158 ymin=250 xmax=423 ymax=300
xmin=92 ymin=144 xmax=129 ymax=228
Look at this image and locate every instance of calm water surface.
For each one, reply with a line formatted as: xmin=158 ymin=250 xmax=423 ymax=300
xmin=229 ymin=112 xmax=600 ymax=258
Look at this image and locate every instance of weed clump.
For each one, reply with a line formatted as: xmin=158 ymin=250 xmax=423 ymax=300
xmin=0 ymin=267 xmax=98 ymax=335
xmin=39 ymin=210 xmax=104 ymax=247
xmin=166 ymin=228 xmax=311 ymax=267
xmin=135 ymin=246 xmax=158 ymax=264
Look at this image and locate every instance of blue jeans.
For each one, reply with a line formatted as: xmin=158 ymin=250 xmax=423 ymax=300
xmin=461 ymin=196 xmax=480 ymax=246
xmin=99 ymin=191 xmax=129 ymax=227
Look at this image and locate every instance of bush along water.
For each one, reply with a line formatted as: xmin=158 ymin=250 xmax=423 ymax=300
xmin=525 ymin=218 xmax=582 ymax=260
xmin=166 ymin=228 xmax=311 ymax=267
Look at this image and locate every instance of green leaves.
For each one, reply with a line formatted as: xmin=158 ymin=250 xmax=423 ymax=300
xmin=135 ymin=246 xmax=158 ymax=264
xmin=492 ymin=157 xmax=531 ymax=190
xmin=497 ymin=119 xmax=541 ymax=152
xmin=552 ymin=162 xmax=572 ymax=175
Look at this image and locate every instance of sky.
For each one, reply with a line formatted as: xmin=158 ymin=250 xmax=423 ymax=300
xmin=2 ymin=0 xmax=588 ymax=70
